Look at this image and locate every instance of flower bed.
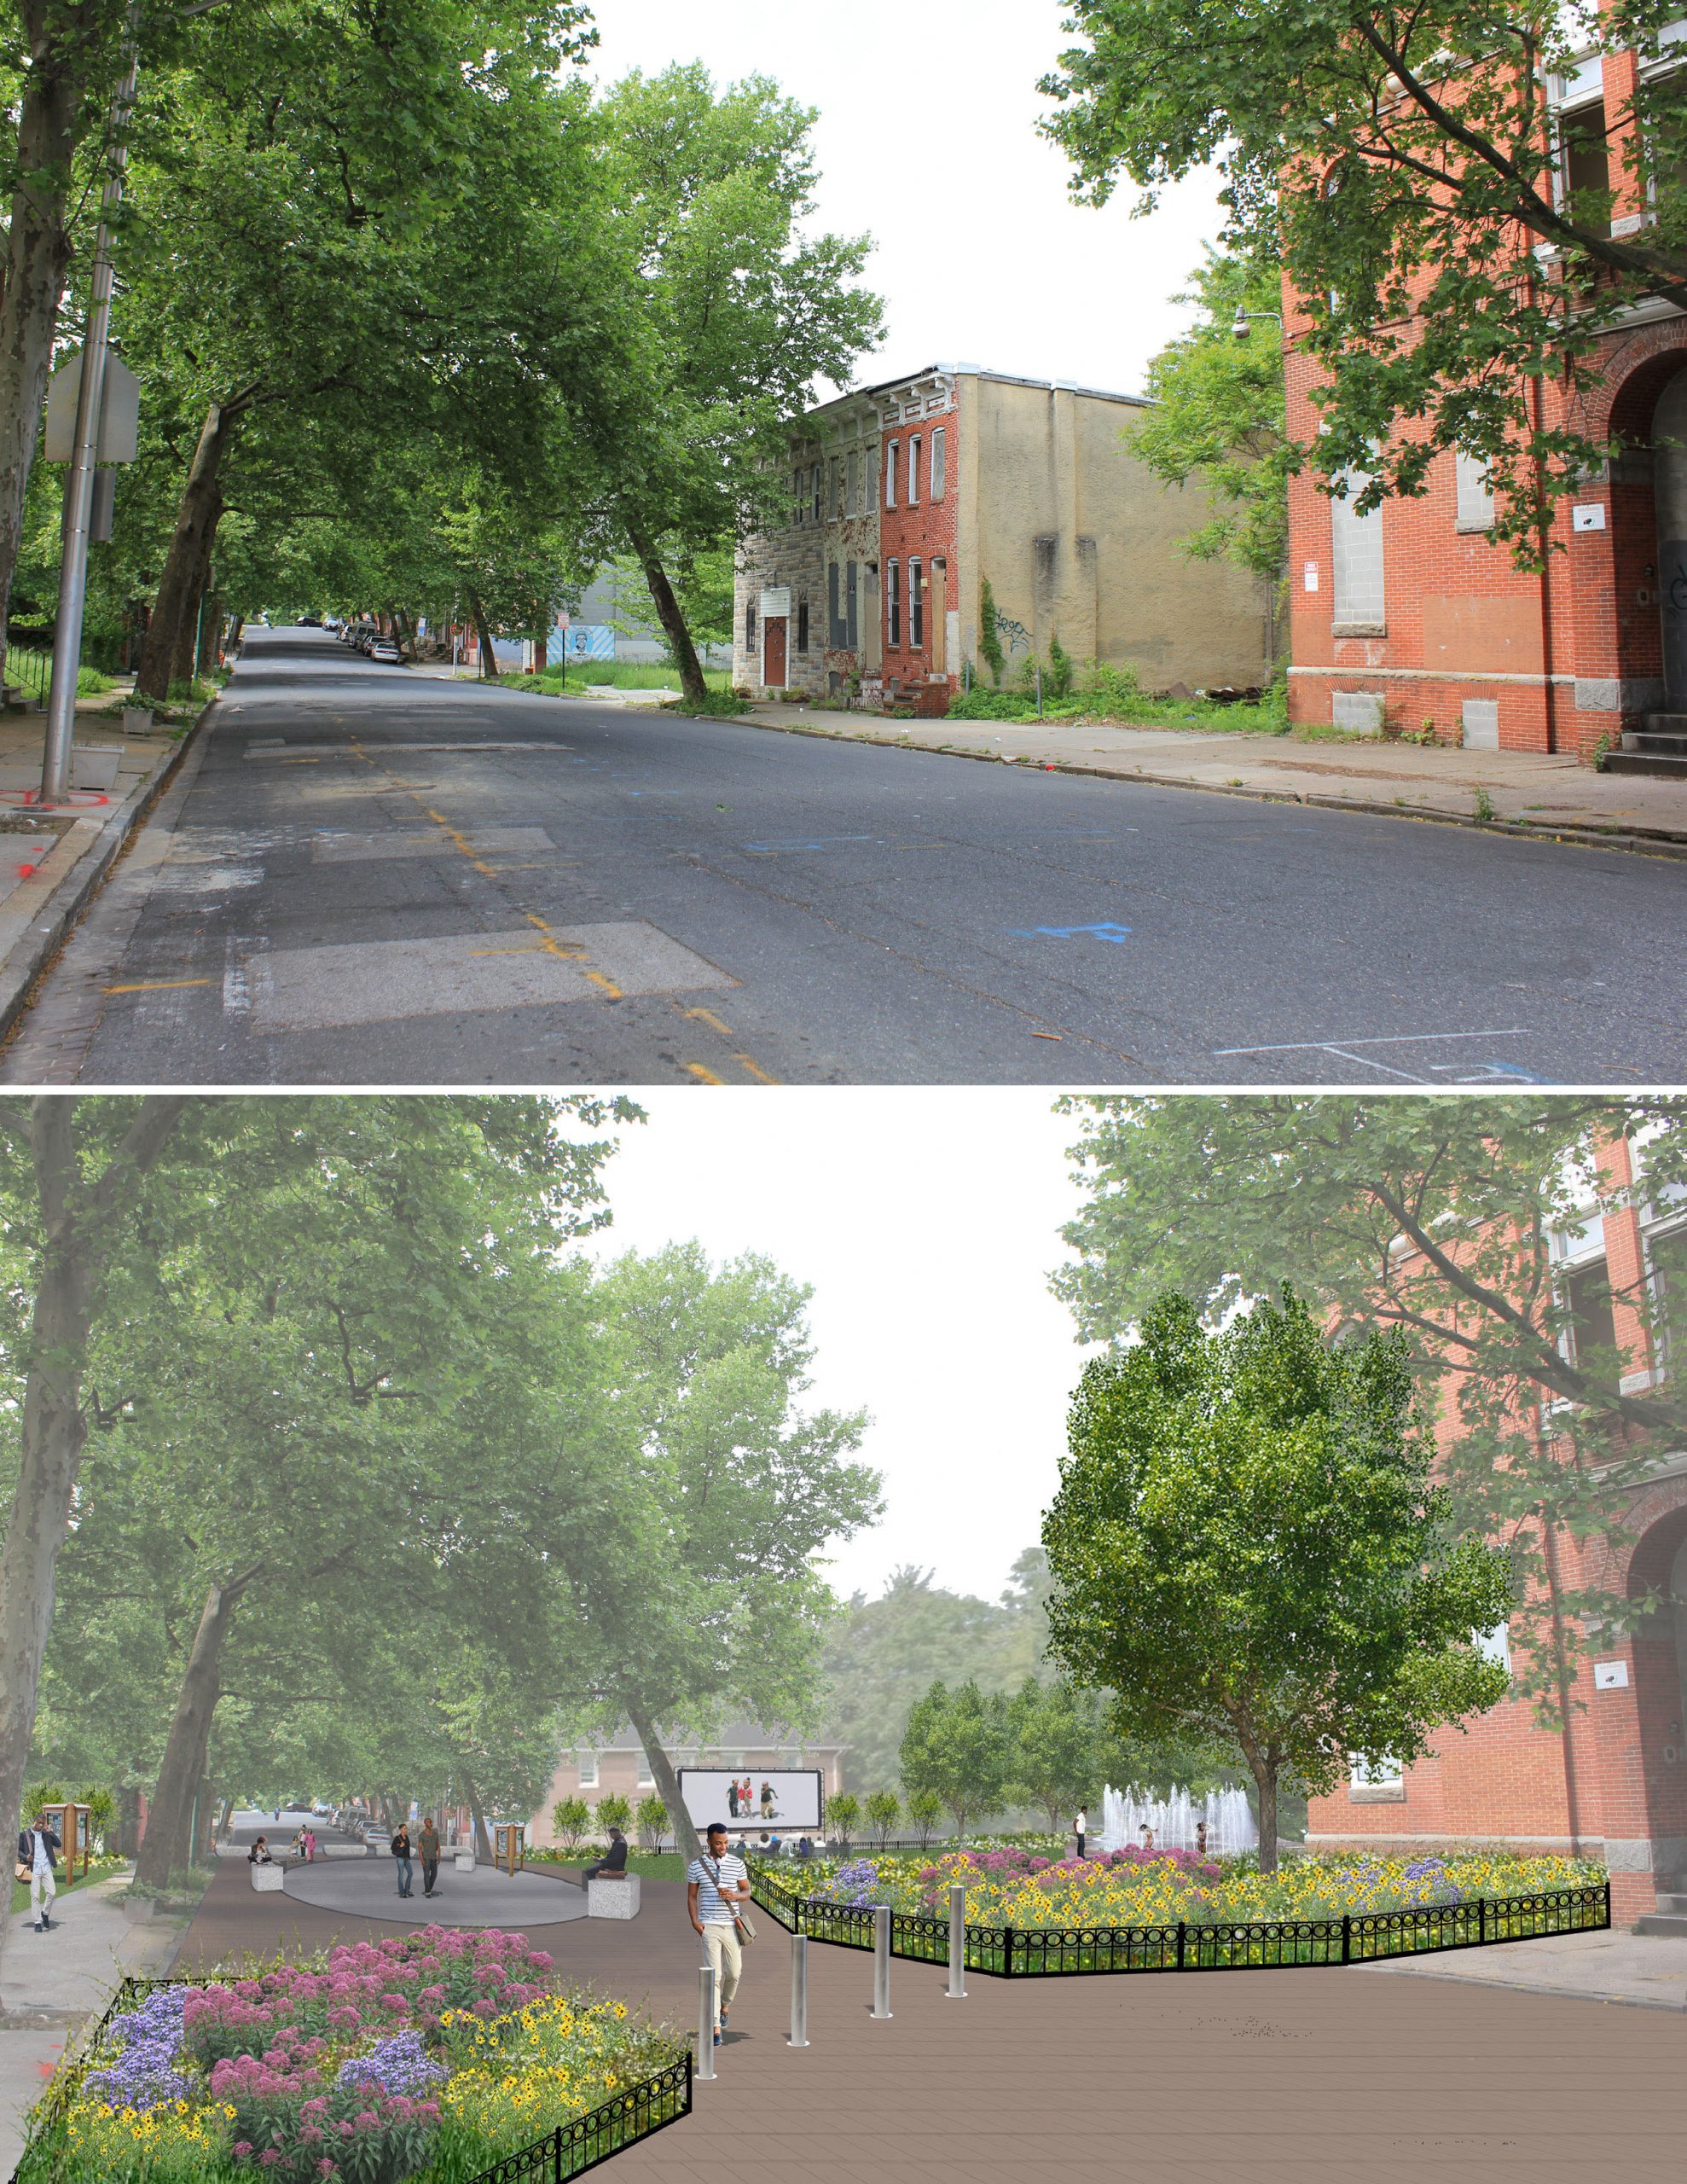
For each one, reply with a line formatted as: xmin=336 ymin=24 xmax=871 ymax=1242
xmin=793 ymin=1844 xmax=1603 ymax=1929
xmin=15 ymin=1931 xmax=685 ymax=2184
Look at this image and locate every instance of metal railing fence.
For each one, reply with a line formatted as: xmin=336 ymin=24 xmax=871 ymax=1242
xmin=750 ymin=1870 xmax=1610 ymax=1979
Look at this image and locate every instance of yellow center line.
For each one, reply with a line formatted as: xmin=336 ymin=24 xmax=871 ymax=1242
xmin=682 ymin=1007 xmax=735 ymax=1038
xmin=104 ymin=978 xmax=214 ymax=995
xmin=731 ymin=1053 xmax=782 ymax=1085
xmin=684 ymin=1061 xmax=727 ymax=1085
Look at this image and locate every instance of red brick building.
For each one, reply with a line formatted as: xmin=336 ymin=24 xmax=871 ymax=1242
xmin=1307 ymin=1135 xmax=1687 ymax=1921
xmin=1285 ymin=44 xmax=1687 ymax=773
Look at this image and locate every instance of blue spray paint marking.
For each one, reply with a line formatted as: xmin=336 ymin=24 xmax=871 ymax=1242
xmin=1009 ymin=921 xmax=1133 ymax=944
xmin=1438 ymin=1061 xmax=1559 ymax=1085
xmin=743 ymin=835 xmax=884 ymax=852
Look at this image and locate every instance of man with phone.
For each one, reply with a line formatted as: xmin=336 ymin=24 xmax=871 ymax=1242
xmin=686 ymin=1821 xmax=751 ymax=2045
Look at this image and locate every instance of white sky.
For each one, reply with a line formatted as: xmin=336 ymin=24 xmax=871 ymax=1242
xmin=580 ymin=1089 xmax=1096 ymax=1605
xmin=586 ymin=0 xmax=1228 ymax=399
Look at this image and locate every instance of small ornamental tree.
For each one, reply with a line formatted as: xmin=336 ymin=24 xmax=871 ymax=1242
xmin=595 ymin=1792 xmax=633 ymax=1840
xmin=826 ymin=1791 xmax=860 ymax=1849
xmin=1043 ymin=1290 xmax=1513 ymax=1873
xmin=899 ymin=1679 xmax=1011 ymax=1841
xmin=864 ymin=1789 xmax=899 ymax=1849
xmin=635 ymin=1793 xmax=669 ymax=1850
xmin=550 ymin=1796 xmax=590 ymax=1850
xmin=1006 ymin=1678 xmax=1109 ymax=1834
xmin=905 ymin=1787 xmax=942 ymax=1850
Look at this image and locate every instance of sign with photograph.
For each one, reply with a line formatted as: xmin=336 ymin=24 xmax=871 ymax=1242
xmin=677 ymin=1768 xmax=822 ymax=1831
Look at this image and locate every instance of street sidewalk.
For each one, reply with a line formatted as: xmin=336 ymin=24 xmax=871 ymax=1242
xmin=738 ymin=700 xmax=1687 ymax=859
xmin=0 ymin=689 xmax=203 ymax=1048
xmin=0 ymin=1867 xmax=187 ymax=2175
xmin=1363 ymin=1922 xmax=1687 ymax=2012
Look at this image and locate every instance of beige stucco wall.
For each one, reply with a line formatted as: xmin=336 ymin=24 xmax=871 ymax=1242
xmin=963 ymin=375 xmax=1269 ymax=692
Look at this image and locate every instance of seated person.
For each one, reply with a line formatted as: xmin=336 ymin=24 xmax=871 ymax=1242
xmin=247 ymin=1836 xmax=274 ymax=1865
xmin=795 ymin=1835 xmax=815 ymax=1861
xmin=583 ymin=1825 xmax=629 ymax=1881
xmin=768 ymin=1831 xmax=782 ymax=1856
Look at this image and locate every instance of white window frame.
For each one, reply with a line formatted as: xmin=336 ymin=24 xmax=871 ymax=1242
xmin=1330 ymin=469 xmax=1386 ymax=632
xmin=885 ymin=441 xmax=899 ymax=509
xmin=1454 ymin=450 xmax=1496 ymax=532
xmin=930 ymin=426 xmax=947 ymax=501
xmin=907 ymin=434 xmax=921 ymax=505
xmin=1473 ymin=1621 xmax=1512 ymax=1676
xmin=577 ymin=1750 xmax=600 ymax=1789
xmin=636 ymin=1751 xmax=657 ymax=1789
xmin=887 ymin=558 xmax=901 ymax=648
xmin=1349 ymin=1752 xmax=1405 ymax=1790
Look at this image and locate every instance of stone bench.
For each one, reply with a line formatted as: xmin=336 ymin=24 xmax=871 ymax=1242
xmin=454 ymin=1849 xmax=476 ymax=1873
xmin=588 ymin=1873 xmax=641 ymax=1920
xmin=250 ymin=1862 xmax=285 ymax=1892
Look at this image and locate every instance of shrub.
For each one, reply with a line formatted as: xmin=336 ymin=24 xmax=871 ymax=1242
xmin=549 ymin=1797 xmax=590 ymax=1851
xmin=977 ymin=579 xmax=1006 ymax=687
xmin=635 ymin=1795 xmax=668 ymax=1850
xmin=826 ymin=1792 xmax=860 ymax=1847
xmin=595 ymin=1792 xmax=633 ymax=1838
xmin=864 ymin=1791 xmax=899 ymax=1849
xmin=1046 ymin=633 xmax=1074 ymax=701
xmin=906 ymin=1788 xmax=942 ymax=1850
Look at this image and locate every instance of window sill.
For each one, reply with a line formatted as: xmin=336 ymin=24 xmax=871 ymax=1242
xmin=1332 ymin=622 xmax=1388 ymax=639
xmin=1454 ymin=520 xmax=1497 ymax=536
xmin=1348 ymin=1785 xmax=1407 ymax=1804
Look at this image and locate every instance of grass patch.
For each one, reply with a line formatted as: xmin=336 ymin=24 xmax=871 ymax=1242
xmin=526 ymin=1848 xmax=693 ymax=1883
xmin=3 ymin=648 xmax=120 ymax=701
xmin=9 ymin=1854 xmax=127 ymax=1917
xmin=495 ymin=661 xmax=731 ymax=697
xmin=948 ymin=661 xmax=1291 ymax=736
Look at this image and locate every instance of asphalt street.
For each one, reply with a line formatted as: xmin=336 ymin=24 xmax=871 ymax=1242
xmin=5 ymin=626 xmax=1683 ymax=1085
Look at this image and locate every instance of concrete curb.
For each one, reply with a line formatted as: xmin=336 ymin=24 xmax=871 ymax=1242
xmin=0 ymin=697 xmax=217 ymax=1047
xmin=732 ymin=711 xmax=1687 ymax=862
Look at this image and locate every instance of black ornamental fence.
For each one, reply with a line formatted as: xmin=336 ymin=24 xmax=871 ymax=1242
xmin=8 ymin=1976 xmax=690 ymax=2184
xmin=751 ymin=1867 xmax=1610 ymax=1978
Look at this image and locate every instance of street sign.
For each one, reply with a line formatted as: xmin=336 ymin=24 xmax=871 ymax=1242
xmin=44 ymin=349 xmax=140 ymax=464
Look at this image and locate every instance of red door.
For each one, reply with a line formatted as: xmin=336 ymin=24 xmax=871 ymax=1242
xmin=764 ymin=616 xmax=787 ymax=688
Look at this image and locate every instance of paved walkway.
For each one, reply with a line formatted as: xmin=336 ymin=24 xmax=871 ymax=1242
xmin=1365 ymin=1921 xmax=1687 ymax=2011
xmin=739 ymin=700 xmax=1687 ymax=858
xmin=281 ymin=1857 xmax=586 ymax=1927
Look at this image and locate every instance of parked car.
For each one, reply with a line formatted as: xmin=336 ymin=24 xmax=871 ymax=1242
xmin=368 ymin=640 xmax=403 ymax=664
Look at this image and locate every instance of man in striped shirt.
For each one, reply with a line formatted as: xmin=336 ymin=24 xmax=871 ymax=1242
xmin=687 ymin=1822 xmax=750 ymax=2043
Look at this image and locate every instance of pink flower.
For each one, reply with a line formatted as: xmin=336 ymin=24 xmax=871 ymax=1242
xmin=233 ymin=2143 xmax=253 ymax=2158
xmin=318 ymin=2164 xmax=338 ymax=2178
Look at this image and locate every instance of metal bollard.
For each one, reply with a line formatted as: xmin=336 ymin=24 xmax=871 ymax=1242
xmin=945 ymin=1881 xmax=967 ymax=2000
xmin=697 ymin=1964 xmax=716 ymax=2079
xmin=872 ymin=1904 xmax=893 ymax=2019
xmin=789 ymin=1931 xmax=809 ymax=2048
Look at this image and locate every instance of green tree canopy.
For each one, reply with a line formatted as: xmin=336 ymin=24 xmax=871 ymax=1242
xmin=898 ymin=1679 xmax=1012 ymax=1838
xmin=1043 ymin=1290 xmax=1513 ymax=1870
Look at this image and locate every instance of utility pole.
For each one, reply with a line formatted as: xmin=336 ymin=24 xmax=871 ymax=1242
xmin=39 ymin=4 xmax=141 ymax=806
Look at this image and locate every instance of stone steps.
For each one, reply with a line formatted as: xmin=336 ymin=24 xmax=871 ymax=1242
xmin=1634 ymin=1910 xmax=1687 ymax=1936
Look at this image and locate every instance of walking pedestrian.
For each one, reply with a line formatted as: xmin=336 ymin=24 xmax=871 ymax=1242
xmin=686 ymin=1822 xmax=751 ymax=2046
xmin=391 ymin=1823 xmax=415 ymax=1899
xmin=1074 ymin=1807 xmax=1087 ymax=1858
xmin=417 ymin=1815 xmax=440 ymax=1897
xmin=16 ymin=1809 xmax=61 ymax=1933
xmin=305 ymin=1827 xmax=318 ymax=1863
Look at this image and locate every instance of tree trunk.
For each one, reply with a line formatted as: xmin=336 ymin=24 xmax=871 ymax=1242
xmin=624 ymin=520 xmax=709 ymax=707
xmin=0 ymin=50 xmax=83 ymax=681
xmin=196 ymin=590 xmax=220 ymax=676
xmin=467 ymin=594 xmax=500 ymax=680
xmin=136 ymin=1574 xmax=252 ymax=1887
xmin=1253 ymin=1766 xmax=1278 ymax=1876
xmin=623 ymin=1692 xmax=699 ymax=1858
xmin=460 ymin=1765 xmax=494 ymax=1859
xmin=135 ymin=402 xmax=241 ymax=703
xmin=0 ymin=1097 xmax=185 ymax=1999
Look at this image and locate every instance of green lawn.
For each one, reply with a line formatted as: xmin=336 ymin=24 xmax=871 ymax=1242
xmin=9 ymin=1856 xmax=125 ymax=1917
xmin=493 ymin=661 xmax=731 ymax=696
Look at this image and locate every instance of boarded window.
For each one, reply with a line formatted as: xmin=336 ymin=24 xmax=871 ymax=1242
xmin=797 ymin=597 xmax=809 ymax=653
xmin=828 ymin=563 xmax=843 ymax=648
xmin=846 ymin=561 xmax=859 ymax=649
xmin=1331 ymin=473 xmax=1386 ymax=627
xmin=909 ymin=557 xmax=925 ymax=649
xmin=930 ymin=426 xmax=947 ymax=500
xmin=1455 ymin=451 xmax=1495 ymax=531
xmin=812 ymin=464 xmax=823 ymax=522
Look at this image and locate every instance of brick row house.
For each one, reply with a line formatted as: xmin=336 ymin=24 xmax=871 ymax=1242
xmin=733 ymin=364 xmax=1271 ymax=708
xmin=1306 ymin=1136 xmax=1687 ymax=1920
xmin=1286 ymin=34 xmax=1687 ymax=767
xmin=528 ymin=1724 xmax=845 ymax=1849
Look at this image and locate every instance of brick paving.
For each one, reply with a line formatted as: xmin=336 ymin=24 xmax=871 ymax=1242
xmin=170 ymin=1867 xmax=1684 ymax=2182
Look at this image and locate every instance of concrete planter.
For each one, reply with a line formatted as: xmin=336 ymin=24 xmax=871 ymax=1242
xmin=250 ymin=1863 xmax=285 ymax=1892
xmin=121 ymin=1894 xmax=155 ymax=1922
xmin=588 ymin=1873 xmax=641 ymax=1920
xmin=454 ymin=1850 xmax=476 ymax=1873
xmin=70 ymin=745 xmax=123 ymax=791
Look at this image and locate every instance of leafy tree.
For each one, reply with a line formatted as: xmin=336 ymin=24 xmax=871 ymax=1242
xmin=817 ymin=1552 xmax=1049 ymax=1792
xmin=1134 ymin=247 xmax=1290 ymax=590
xmin=899 ymin=1680 xmax=1012 ymax=1839
xmin=863 ymin=1789 xmax=899 ymax=1849
xmin=595 ymin=1791 xmax=632 ymax=1838
xmin=587 ymin=65 xmax=884 ymax=706
xmin=1006 ymin=1677 xmax=1110 ymax=1833
xmin=635 ymin=1793 xmax=668 ymax=1850
xmin=906 ymin=1787 xmax=942 ymax=1850
xmin=529 ymin=1244 xmax=878 ymax=1859
xmin=1054 ymin=1095 xmax=1686 ymax=1716
xmin=826 ymin=1791 xmax=859 ymax=1848
xmin=1041 ymin=0 xmax=1687 ymax=558
xmin=550 ymin=1796 xmax=590 ymax=1850
xmin=1043 ymin=1291 xmax=1514 ymax=1871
